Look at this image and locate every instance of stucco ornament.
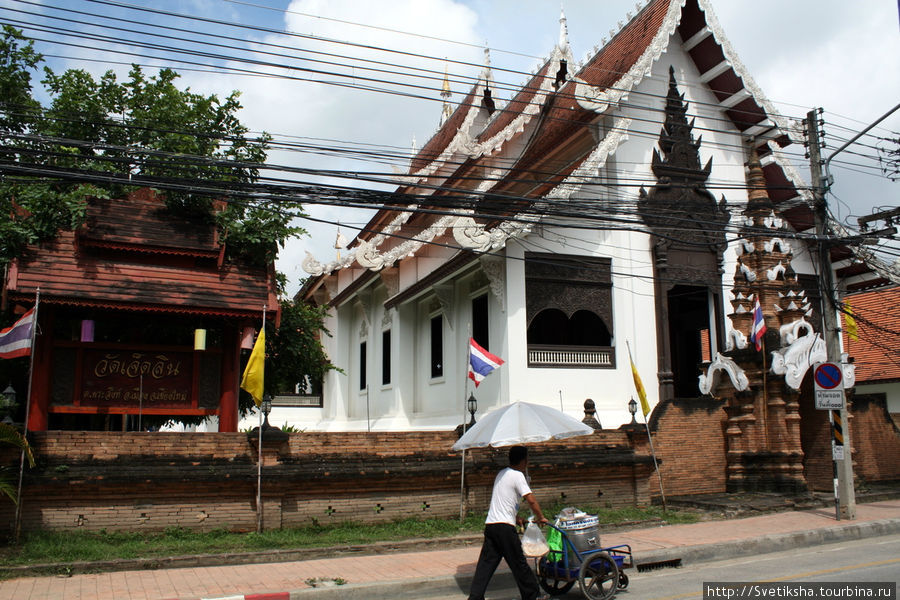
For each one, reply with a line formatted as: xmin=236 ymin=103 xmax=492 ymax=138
xmin=764 ymin=238 xmax=792 ymax=254
xmin=573 ymin=77 xmax=612 ymax=113
xmin=725 ymin=327 xmax=749 ymax=351
xmin=355 ymin=239 xmax=387 ymax=271
xmin=452 ymin=216 xmax=523 ymax=252
xmin=769 ymin=318 xmax=827 ymax=390
xmin=696 ymin=0 xmax=803 ymax=144
xmin=699 ymin=352 xmax=749 ymax=395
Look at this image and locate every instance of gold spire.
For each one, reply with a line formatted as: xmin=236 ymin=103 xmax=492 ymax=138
xmin=440 ymin=61 xmax=453 ymax=126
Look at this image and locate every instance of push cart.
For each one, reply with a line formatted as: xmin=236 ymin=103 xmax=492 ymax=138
xmin=534 ymin=521 xmax=633 ymax=600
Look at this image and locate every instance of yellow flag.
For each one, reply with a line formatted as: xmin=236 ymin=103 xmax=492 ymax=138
xmin=240 ymin=329 xmax=265 ymax=407
xmin=628 ymin=344 xmax=650 ymax=417
xmin=844 ymin=301 xmax=858 ymax=342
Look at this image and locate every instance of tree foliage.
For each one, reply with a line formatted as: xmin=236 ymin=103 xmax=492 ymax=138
xmin=0 ymin=422 xmax=34 ymax=505
xmin=0 ymin=25 xmax=302 ymax=268
xmin=0 ymin=26 xmax=335 ymax=427
xmin=265 ymin=296 xmax=333 ymax=397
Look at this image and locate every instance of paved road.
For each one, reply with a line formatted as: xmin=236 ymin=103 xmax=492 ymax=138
xmin=429 ymin=534 xmax=900 ymax=600
xmin=4 ymin=500 xmax=898 ymax=600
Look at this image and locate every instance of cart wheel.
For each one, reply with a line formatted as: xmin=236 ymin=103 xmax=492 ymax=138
xmin=539 ymin=575 xmax=576 ymax=596
xmin=578 ymin=552 xmax=619 ymax=600
xmin=617 ymin=571 xmax=629 ymax=590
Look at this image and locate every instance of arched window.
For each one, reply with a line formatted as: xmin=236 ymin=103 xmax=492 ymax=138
xmin=527 ymin=309 xmax=611 ymax=346
xmin=570 ymin=310 xmax=611 ymax=346
xmin=524 ymin=253 xmax=615 ymax=368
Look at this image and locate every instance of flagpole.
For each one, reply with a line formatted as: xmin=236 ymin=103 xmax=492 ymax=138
xmin=459 ymin=326 xmax=471 ymax=522
xmin=256 ymin=304 xmax=266 ymax=534
xmin=762 ymin=337 xmax=768 ymax=447
xmin=641 ymin=406 xmax=667 ymax=512
xmin=627 ymin=340 xmax=666 ymax=511
xmin=14 ymin=288 xmax=39 ymax=544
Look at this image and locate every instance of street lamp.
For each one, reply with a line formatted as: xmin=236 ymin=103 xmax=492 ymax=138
xmin=1 ymin=385 xmax=17 ymax=419
xmin=628 ymin=398 xmax=638 ymax=426
xmin=467 ymin=393 xmax=478 ymax=427
xmin=261 ymin=394 xmax=273 ymax=430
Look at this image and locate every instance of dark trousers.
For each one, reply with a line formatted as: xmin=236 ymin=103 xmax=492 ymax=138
xmin=468 ymin=523 xmax=540 ymax=600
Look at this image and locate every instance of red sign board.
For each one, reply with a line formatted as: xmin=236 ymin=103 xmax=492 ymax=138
xmin=80 ymin=350 xmax=193 ymax=408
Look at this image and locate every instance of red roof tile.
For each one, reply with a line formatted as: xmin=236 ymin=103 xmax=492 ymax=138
xmin=79 ymin=188 xmax=219 ymax=256
xmin=506 ymin=0 xmax=670 ymax=179
xmin=478 ymin=63 xmax=551 ymax=142
xmin=842 ymin=287 xmax=900 ymax=383
xmin=6 ymin=190 xmax=275 ymax=318
xmin=409 ymin=86 xmax=479 ymax=173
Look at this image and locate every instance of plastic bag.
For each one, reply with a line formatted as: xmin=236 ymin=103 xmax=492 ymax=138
xmin=521 ymin=518 xmax=549 ymax=557
xmin=545 ymin=524 xmax=563 ymax=563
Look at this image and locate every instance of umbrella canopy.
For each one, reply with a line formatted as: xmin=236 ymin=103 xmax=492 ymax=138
xmin=452 ymin=401 xmax=595 ymax=451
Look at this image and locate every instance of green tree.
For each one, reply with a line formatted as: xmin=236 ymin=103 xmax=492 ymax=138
xmin=0 ymin=27 xmax=335 ymax=425
xmin=265 ymin=296 xmax=333 ymax=397
xmin=0 ymin=422 xmax=34 ymax=504
xmin=0 ymin=25 xmax=301 ymax=268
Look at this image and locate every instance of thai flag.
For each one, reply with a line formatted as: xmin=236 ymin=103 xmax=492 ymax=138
xmin=468 ymin=338 xmax=504 ymax=387
xmin=751 ymin=298 xmax=767 ymax=352
xmin=0 ymin=308 xmax=35 ymax=359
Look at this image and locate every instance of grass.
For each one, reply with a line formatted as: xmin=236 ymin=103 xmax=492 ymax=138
xmin=0 ymin=506 xmax=698 ymax=569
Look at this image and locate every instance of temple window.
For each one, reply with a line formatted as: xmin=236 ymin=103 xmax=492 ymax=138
xmin=472 ymin=293 xmax=490 ymax=350
xmin=430 ymin=314 xmax=443 ymax=378
xmin=524 ymin=253 xmax=615 ymax=368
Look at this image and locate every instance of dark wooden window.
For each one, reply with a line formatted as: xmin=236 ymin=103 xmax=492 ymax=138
xmin=359 ymin=341 xmax=367 ymax=390
xmin=430 ymin=315 xmax=443 ymax=378
xmin=524 ymin=253 xmax=615 ymax=368
xmin=382 ymin=330 xmax=391 ymax=385
xmin=472 ymin=293 xmax=489 ymax=350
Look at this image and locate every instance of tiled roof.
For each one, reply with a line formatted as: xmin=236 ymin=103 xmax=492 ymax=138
xmin=509 ymin=0 xmax=669 ymax=177
xmin=477 ymin=63 xmax=551 ymax=142
xmin=79 ymin=187 xmax=219 ymax=256
xmin=409 ymin=86 xmax=478 ymax=173
xmin=842 ymin=286 xmax=900 ymax=383
xmin=6 ymin=190 xmax=275 ymax=318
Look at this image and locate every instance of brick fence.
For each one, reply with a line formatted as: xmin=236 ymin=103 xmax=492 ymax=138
xmin=1 ymin=394 xmax=896 ymax=533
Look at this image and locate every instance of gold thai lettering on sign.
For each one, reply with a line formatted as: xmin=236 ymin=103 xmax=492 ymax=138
xmin=94 ymin=353 xmax=182 ymax=380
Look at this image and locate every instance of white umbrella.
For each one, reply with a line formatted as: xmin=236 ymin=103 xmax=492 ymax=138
xmin=452 ymin=401 xmax=595 ymax=451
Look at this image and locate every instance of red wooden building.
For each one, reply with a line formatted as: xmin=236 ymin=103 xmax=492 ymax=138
xmin=3 ymin=188 xmax=278 ymax=432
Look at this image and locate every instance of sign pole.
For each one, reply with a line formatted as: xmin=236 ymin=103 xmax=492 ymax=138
xmin=828 ymin=410 xmax=840 ymax=521
xmin=814 ymin=361 xmax=846 ymax=521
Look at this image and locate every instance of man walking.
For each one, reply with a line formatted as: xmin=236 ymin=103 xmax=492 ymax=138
xmin=468 ymin=445 xmax=549 ymax=600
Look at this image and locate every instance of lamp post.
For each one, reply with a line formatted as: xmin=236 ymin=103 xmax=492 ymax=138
xmin=467 ymin=393 xmax=477 ymax=427
xmin=628 ymin=398 xmax=638 ymax=426
xmin=1 ymin=385 xmax=17 ymax=423
xmin=261 ymin=394 xmax=272 ymax=431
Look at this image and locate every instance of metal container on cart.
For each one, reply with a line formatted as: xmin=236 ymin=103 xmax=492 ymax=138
xmin=557 ymin=514 xmax=600 ymax=565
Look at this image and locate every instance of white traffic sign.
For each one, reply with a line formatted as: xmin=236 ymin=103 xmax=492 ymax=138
xmin=814 ymin=362 xmax=846 ymax=410
xmin=816 ymin=390 xmax=845 ymax=410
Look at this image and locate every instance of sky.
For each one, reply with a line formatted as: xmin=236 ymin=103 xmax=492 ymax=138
xmin=4 ymin=0 xmax=899 ymax=297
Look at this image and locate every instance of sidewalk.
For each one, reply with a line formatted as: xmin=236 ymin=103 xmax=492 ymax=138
xmin=2 ymin=500 xmax=899 ymax=600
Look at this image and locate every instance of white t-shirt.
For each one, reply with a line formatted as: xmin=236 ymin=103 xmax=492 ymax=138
xmin=485 ymin=467 xmax=532 ymax=525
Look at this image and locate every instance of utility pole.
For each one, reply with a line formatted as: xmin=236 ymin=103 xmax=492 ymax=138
xmin=807 ymin=109 xmax=856 ymax=520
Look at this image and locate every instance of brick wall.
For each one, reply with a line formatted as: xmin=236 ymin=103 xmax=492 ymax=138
xmin=651 ymin=398 xmax=729 ymax=497
xmin=849 ymin=394 xmax=900 ymax=483
xmin=3 ymin=397 xmax=894 ymax=534
xmin=799 ymin=391 xmax=833 ymax=491
xmin=0 ymin=430 xmax=657 ymax=534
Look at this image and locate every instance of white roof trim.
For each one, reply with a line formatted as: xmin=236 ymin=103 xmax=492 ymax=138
xmin=697 ymin=0 xmax=803 ymax=144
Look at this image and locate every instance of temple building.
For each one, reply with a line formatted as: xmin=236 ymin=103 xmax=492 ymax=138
xmin=284 ymin=0 xmax=900 ymax=496
xmin=3 ymin=188 xmax=278 ymax=432
xmin=294 ymin=0 xmax=892 ymax=442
